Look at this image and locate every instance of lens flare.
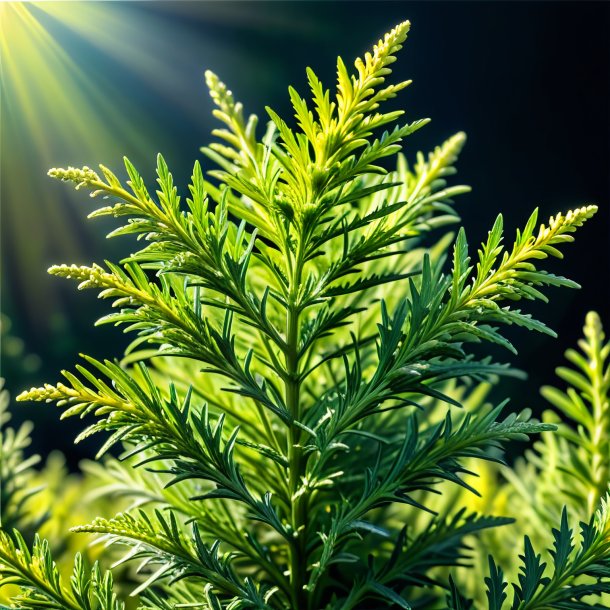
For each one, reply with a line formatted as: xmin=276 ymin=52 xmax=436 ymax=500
xmin=0 ymin=1 xmax=244 ymax=334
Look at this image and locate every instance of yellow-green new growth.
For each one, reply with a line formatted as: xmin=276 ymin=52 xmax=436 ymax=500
xmin=541 ymin=311 xmax=610 ymax=515
xmin=0 ymin=529 xmax=123 ymax=610
xmin=457 ymin=205 xmax=598 ymax=308
xmin=48 ymin=166 xmax=100 ymax=189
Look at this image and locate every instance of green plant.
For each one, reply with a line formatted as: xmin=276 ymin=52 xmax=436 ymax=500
xmin=0 ymin=379 xmax=136 ymax=607
xmin=452 ymin=311 xmax=610 ymax=607
xmin=2 ymin=21 xmax=608 ymax=609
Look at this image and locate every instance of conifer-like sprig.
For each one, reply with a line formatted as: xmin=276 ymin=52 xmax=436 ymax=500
xmin=332 ymin=510 xmax=513 ymax=610
xmin=449 ymin=499 xmax=610 ymax=609
xmin=8 ymin=20 xmax=605 ymax=610
xmin=463 ymin=311 xmax=610 ymax=602
xmin=495 ymin=312 xmax=610 ymax=532
xmin=306 ymin=206 xmax=596 ymax=452
xmin=18 ymin=358 xmax=289 ymax=539
xmin=0 ymin=529 xmax=123 ymax=610
xmin=72 ymin=510 xmax=280 ymax=606
xmin=0 ymin=381 xmax=41 ymax=533
xmin=540 ymin=311 xmax=610 ymax=515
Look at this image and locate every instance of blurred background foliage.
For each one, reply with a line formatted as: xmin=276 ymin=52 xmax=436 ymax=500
xmin=1 ymin=0 xmax=609 ymax=466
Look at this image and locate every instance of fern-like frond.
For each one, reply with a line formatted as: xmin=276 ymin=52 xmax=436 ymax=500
xmin=0 ymin=529 xmax=123 ymax=610
xmin=49 ymin=158 xmax=284 ymax=347
xmin=17 ymin=359 xmax=289 ymax=541
xmin=329 ymin=510 xmax=511 ymax=610
xmin=303 ymin=404 xmax=552 ymax=595
xmin=73 ymin=509 xmax=279 ymax=607
xmin=495 ymin=311 xmax=610 ymax=540
xmin=540 ymin=311 xmax=610 ymax=515
xmin=310 ymin=206 xmax=597 ymax=441
xmin=0 ymin=381 xmax=42 ymax=533
xmin=43 ymin=264 xmax=288 ymax=423
xmin=450 ymin=500 xmax=610 ymax=610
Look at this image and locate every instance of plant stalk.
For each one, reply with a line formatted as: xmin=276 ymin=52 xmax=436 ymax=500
xmin=286 ymin=237 xmax=308 ymax=609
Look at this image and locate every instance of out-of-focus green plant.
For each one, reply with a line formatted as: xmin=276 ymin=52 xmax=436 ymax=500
xmin=530 ymin=311 xmax=609 ymax=520
xmin=0 ymin=382 xmax=106 ymax=604
xmin=0 ymin=383 xmax=144 ymax=608
xmin=452 ymin=312 xmax=610 ymax=606
xmin=1 ymin=381 xmax=43 ymax=538
xmin=2 ymin=20 xmax=608 ymax=610
xmin=0 ymin=316 xmax=41 ymax=378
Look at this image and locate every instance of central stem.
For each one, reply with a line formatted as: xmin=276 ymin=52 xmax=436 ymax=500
xmin=286 ymin=253 xmax=307 ymax=609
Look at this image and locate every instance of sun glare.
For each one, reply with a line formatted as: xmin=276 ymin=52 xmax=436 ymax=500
xmin=0 ymin=1 xmax=227 ymax=331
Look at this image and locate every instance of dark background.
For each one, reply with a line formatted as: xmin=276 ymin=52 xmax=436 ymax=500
xmin=2 ymin=1 xmax=609 ymax=465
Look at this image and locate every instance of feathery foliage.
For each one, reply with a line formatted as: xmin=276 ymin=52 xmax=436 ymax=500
xmin=499 ymin=311 xmax=610 ymax=525
xmin=448 ymin=500 xmax=610 ymax=610
xmin=0 ymin=529 xmax=123 ymax=610
xmin=449 ymin=312 xmax=610 ymax=606
xmin=540 ymin=312 xmax=610 ymax=516
xmin=3 ymin=20 xmax=606 ymax=610
xmin=1 ymin=381 xmax=41 ymax=535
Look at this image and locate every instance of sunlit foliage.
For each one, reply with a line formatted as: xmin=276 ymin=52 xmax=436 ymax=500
xmin=2 ymin=21 xmax=607 ymax=610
